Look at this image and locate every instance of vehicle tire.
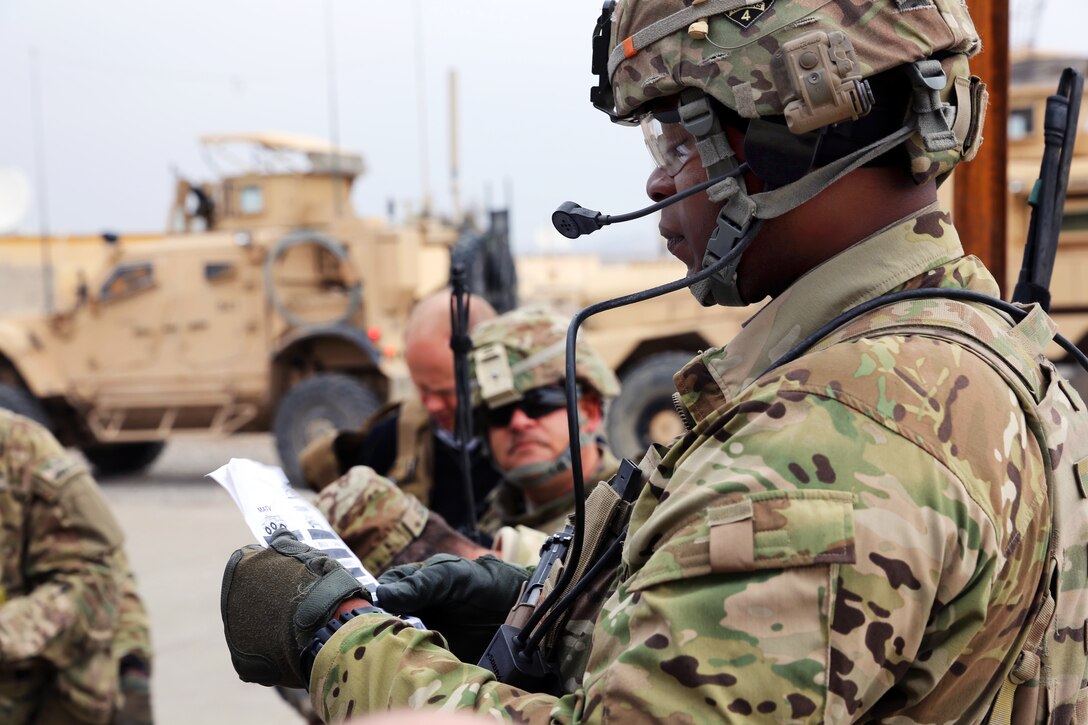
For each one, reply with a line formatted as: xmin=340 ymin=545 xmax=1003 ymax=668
xmin=0 ymin=383 xmax=51 ymax=428
xmin=274 ymin=373 xmax=382 ymax=485
xmin=82 ymin=442 xmax=167 ymax=477
xmin=605 ymin=351 xmax=696 ymax=460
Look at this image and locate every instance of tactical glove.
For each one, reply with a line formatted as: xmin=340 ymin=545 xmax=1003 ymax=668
xmin=375 ymin=553 xmax=529 ymax=663
xmin=299 ymin=430 xmax=368 ymax=492
xmin=221 ymin=530 xmax=364 ymax=688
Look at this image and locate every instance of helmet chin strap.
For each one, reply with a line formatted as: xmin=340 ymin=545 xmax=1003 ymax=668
xmin=677 ymin=88 xmax=920 ymax=308
xmin=503 ymin=431 xmax=596 ymax=491
xmin=677 ymin=90 xmax=762 ymax=307
xmin=689 ymin=212 xmax=761 ymax=307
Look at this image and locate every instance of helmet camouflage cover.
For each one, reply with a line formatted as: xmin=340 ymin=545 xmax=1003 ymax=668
xmin=470 ymin=306 xmax=620 ymax=410
xmin=599 ymin=0 xmax=987 ymax=184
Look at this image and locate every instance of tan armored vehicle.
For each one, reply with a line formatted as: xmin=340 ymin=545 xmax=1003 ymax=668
xmin=0 ymin=133 xmax=457 ymax=480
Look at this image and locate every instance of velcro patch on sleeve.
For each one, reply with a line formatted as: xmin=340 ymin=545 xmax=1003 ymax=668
xmin=31 ymin=455 xmax=91 ymax=501
xmin=628 ymin=490 xmax=855 ymax=592
xmin=738 ymin=489 xmax=856 ymax=569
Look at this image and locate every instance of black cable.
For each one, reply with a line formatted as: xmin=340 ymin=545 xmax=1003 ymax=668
xmin=764 ymin=287 xmax=1088 ymax=376
xmin=449 ymin=234 xmax=485 ymax=537
xmin=513 ymin=214 xmax=764 ymax=651
xmin=521 ymin=527 xmax=627 ymax=656
xmin=605 ymin=171 xmax=740 ymax=224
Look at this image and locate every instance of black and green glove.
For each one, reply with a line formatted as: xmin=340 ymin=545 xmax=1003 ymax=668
xmin=375 ymin=553 xmax=529 ymax=663
xmin=221 ymin=530 xmax=364 ymax=688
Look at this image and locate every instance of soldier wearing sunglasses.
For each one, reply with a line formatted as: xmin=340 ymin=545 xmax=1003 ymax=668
xmin=313 ymin=306 xmax=622 ymax=578
xmin=470 ymin=307 xmax=621 ymax=565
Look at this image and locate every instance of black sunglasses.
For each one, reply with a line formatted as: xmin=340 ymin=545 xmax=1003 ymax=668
xmin=479 ymin=385 xmax=573 ymax=429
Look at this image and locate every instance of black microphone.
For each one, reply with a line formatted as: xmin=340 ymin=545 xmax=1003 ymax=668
xmin=551 ymin=164 xmax=748 ymax=239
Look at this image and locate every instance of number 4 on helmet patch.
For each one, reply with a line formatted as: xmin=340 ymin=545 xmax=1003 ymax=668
xmin=725 ymin=0 xmax=774 ymax=29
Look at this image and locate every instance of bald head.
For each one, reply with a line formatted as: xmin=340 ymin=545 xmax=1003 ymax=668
xmin=404 ymin=289 xmax=496 ymax=432
xmin=403 ymin=289 xmax=497 ymax=346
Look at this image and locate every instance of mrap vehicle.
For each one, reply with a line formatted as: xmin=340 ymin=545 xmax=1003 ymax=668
xmin=0 ymin=133 xmax=460 ymax=481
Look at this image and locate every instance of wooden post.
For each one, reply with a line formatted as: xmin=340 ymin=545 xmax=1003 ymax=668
xmin=953 ymin=1 xmax=1008 ymax=294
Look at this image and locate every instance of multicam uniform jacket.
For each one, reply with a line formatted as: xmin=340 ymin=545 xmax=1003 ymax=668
xmin=0 ymin=410 xmax=126 ymax=724
xmin=113 ymin=554 xmax=153 ymax=673
xmin=308 ymin=206 xmax=1059 ymax=723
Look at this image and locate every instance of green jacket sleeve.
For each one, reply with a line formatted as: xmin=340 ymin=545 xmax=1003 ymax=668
xmin=113 ymin=551 xmax=153 ymax=669
xmin=309 ymin=385 xmax=1040 ymax=724
xmin=0 ymin=429 xmax=123 ymax=667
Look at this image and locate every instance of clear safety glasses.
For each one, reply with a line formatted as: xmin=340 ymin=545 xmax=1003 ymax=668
xmin=641 ymin=114 xmax=698 ymax=177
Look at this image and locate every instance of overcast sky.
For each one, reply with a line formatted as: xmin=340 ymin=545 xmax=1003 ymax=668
xmin=1 ymin=0 xmax=1085 ymax=259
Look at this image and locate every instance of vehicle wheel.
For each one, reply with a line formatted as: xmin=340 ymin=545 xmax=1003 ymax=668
xmin=606 ymin=351 xmax=696 ymax=460
xmin=274 ymin=373 xmax=382 ymax=485
xmin=82 ymin=442 xmax=167 ymax=477
xmin=0 ymin=383 xmax=51 ymax=428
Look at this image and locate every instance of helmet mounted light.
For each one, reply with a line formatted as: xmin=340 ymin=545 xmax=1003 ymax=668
xmin=773 ymin=30 xmax=875 ymax=135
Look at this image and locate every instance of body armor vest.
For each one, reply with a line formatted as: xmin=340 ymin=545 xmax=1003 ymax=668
xmin=820 ymin=298 xmax=1088 ymax=723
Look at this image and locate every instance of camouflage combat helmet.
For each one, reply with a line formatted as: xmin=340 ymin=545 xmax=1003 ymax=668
xmin=590 ymin=0 xmax=988 ymax=307
xmin=470 ymin=306 xmax=620 ymax=411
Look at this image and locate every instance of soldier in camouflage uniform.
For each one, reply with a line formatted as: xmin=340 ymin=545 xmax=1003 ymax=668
xmin=316 ymin=306 xmax=623 ymax=570
xmin=0 ymin=409 xmax=154 ymax=724
xmin=222 ymin=1 xmax=1088 ymax=722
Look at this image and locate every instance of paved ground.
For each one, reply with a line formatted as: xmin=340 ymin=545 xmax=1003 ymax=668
xmin=99 ymin=434 xmax=308 ymax=725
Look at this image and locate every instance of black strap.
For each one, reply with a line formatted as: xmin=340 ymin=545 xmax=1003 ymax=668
xmin=299 ymin=605 xmax=382 ymax=681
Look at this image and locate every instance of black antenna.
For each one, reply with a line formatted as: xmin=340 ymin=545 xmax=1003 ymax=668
xmin=449 ymin=233 xmax=485 ymax=538
xmin=1012 ymin=67 xmax=1083 ymax=309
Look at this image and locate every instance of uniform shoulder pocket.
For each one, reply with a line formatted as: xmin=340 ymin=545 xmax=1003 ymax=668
xmin=628 ymin=489 xmax=856 ymax=592
xmin=33 ymin=457 xmax=124 ymax=549
xmin=30 ymin=454 xmax=90 ymax=501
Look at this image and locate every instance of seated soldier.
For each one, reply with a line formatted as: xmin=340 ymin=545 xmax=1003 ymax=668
xmin=299 ymin=289 xmax=502 ymax=534
xmin=317 ymin=306 xmax=622 ymax=571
